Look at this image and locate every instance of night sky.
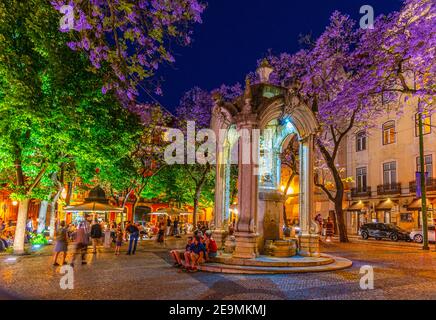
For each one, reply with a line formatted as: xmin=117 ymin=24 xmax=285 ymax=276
xmin=151 ymin=0 xmax=403 ymax=113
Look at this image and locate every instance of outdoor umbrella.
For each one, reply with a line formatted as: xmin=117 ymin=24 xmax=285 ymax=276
xmin=64 ymin=202 xmax=124 ymax=213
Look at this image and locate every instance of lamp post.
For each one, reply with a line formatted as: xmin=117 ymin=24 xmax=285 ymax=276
xmin=418 ymin=112 xmax=429 ymax=250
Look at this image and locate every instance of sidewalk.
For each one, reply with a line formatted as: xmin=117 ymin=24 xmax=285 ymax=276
xmin=329 ymin=234 xmax=435 ymax=250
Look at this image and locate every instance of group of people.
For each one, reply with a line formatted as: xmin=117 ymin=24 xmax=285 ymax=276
xmin=52 ymin=219 xmax=144 ymax=267
xmin=0 ymin=217 xmax=13 ymax=251
xmin=163 ymin=216 xmax=194 ymax=238
xmin=154 ymin=216 xmax=200 ymax=243
xmin=169 ymin=229 xmax=218 ymax=272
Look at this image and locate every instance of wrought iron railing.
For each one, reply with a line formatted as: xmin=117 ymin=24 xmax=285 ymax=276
xmin=351 ymin=186 xmax=371 ymax=198
xmin=409 ymin=177 xmax=436 ymax=193
xmin=377 ymin=183 xmax=401 ymax=195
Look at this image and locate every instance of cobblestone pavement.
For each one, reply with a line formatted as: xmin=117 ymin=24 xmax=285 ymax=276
xmin=0 ymin=238 xmax=435 ymax=300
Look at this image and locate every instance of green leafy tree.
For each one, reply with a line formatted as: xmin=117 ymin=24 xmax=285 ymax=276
xmin=0 ymin=0 xmax=143 ymax=251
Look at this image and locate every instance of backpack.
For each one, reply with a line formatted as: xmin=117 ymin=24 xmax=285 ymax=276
xmin=91 ymin=224 xmax=102 ymax=238
xmin=208 ymin=239 xmax=218 ymax=253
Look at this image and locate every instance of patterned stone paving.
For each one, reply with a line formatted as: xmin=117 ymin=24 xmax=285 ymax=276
xmin=0 ymin=238 xmax=435 ymax=300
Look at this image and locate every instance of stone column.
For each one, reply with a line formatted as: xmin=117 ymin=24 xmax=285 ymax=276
xmin=298 ymin=134 xmax=320 ymax=257
xmin=223 ymin=158 xmax=231 ymax=225
xmin=212 ymin=142 xmax=227 ymax=248
xmin=233 ymin=113 xmax=259 ymax=259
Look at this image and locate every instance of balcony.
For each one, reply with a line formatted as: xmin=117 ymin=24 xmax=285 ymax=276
xmin=409 ymin=177 xmax=436 ymax=193
xmin=351 ymin=186 xmax=371 ymax=198
xmin=377 ymin=183 xmax=401 ymax=196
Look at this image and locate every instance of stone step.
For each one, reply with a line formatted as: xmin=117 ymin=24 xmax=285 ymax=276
xmin=198 ymin=256 xmax=352 ymax=274
xmin=211 ymin=255 xmax=334 ymax=267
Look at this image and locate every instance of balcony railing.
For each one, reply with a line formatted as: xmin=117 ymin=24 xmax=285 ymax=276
xmin=377 ymin=183 xmax=401 ymax=195
xmin=409 ymin=177 xmax=436 ymax=193
xmin=351 ymin=186 xmax=371 ymax=198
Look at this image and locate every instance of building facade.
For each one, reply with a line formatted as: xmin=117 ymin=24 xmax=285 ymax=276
xmin=345 ymin=100 xmax=436 ymax=234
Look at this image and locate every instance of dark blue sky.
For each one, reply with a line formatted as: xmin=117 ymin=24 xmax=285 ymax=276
xmin=151 ymin=0 xmax=403 ymax=113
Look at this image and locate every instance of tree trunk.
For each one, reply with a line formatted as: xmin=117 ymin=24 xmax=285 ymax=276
xmin=131 ymin=194 xmax=139 ymax=223
xmin=65 ymin=181 xmax=73 ymax=206
xmin=193 ymin=187 xmax=201 ymax=228
xmin=335 ymin=202 xmax=348 ymax=242
xmin=37 ymin=200 xmax=49 ymax=234
xmin=49 ymin=189 xmax=62 ymax=240
xmin=333 ymin=174 xmax=348 ymax=242
xmin=323 ymin=155 xmax=349 ymax=243
xmin=13 ymin=198 xmax=30 ymax=254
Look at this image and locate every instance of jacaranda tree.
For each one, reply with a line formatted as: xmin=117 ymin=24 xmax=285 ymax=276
xmin=51 ymin=0 xmax=206 ymax=108
xmin=254 ymin=0 xmax=435 ymax=242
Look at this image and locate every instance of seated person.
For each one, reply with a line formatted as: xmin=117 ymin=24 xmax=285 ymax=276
xmin=204 ymin=231 xmax=218 ymax=260
xmin=185 ymin=236 xmax=206 ymax=272
xmin=170 ymin=237 xmax=193 ymax=267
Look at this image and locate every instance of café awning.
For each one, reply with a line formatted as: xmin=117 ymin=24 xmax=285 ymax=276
xmin=407 ymin=198 xmax=434 ymax=211
xmin=153 ymin=208 xmax=184 ymax=216
xmin=375 ymin=199 xmax=397 ymax=211
xmin=64 ymin=202 xmax=124 ymax=213
xmin=346 ymin=201 xmax=365 ymax=211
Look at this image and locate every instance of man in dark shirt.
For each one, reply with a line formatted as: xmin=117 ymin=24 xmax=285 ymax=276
xmin=125 ymin=222 xmax=139 ymax=255
xmin=173 ymin=217 xmax=179 ymax=237
xmin=186 ymin=236 xmax=206 ymax=271
xmin=90 ymin=221 xmax=103 ymax=254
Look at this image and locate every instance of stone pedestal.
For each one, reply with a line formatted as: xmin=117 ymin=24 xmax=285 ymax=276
xmin=264 ymin=239 xmax=297 ymax=257
xmin=212 ymin=229 xmax=228 ymax=250
xmin=259 ymin=190 xmax=283 ymax=240
xmin=298 ymin=234 xmax=320 ymax=257
xmin=232 ymin=232 xmax=258 ymax=259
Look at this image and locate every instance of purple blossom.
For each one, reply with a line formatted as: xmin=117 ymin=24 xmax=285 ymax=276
xmin=51 ymin=0 xmax=206 ymax=108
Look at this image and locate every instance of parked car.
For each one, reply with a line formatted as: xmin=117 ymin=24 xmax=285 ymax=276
xmin=359 ymin=223 xmax=411 ymax=242
xmin=410 ymin=226 xmax=436 ymax=243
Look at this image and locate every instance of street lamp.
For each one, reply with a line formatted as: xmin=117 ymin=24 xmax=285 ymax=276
xmin=417 ymin=111 xmax=429 ymax=250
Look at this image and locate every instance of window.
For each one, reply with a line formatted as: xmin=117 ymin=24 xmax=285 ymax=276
xmin=383 ymin=161 xmax=397 ymax=185
xmin=416 ymin=154 xmax=433 ymax=178
xmin=382 ymin=121 xmax=396 ymax=145
xmin=415 ymin=112 xmax=431 ymax=136
xmin=356 ymin=131 xmax=367 ymax=152
xmin=356 ymin=167 xmax=367 ymax=191
xmin=400 ymin=213 xmax=413 ymax=222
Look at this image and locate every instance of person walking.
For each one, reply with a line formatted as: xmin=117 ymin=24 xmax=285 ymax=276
xmin=325 ymin=217 xmax=334 ymax=242
xmin=110 ymin=222 xmax=116 ymax=243
xmin=115 ymin=226 xmax=123 ymax=255
xmin=173 ymin=217 xmax=179 ymax=237
xmin=103 ymin=223 xmax=112 ymax=248
xmin=157 ymin=218 xmax=166 ymax=243
xmin=52 ymin=221 xmax=68 ymax=266
xmin=166 ymin=216 xmax=172 ymax=237
xmin=125 ymin=221 xmax=139 ymax=255
xmin=71 ymin=220 xmax=90 ymax=266
xmin=90 ymin=220 xmax=103 ymax=254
